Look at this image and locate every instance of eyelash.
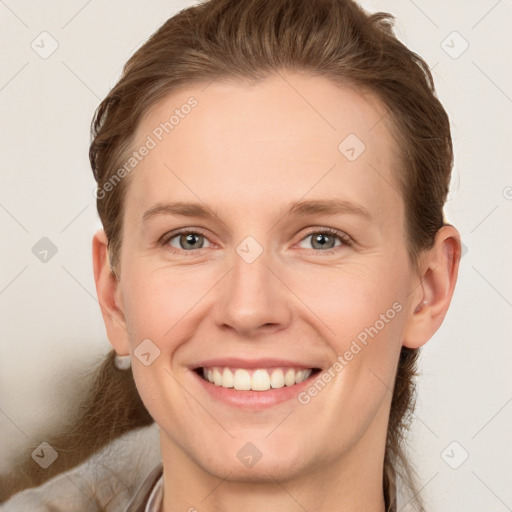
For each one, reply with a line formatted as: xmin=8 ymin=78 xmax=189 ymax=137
xmin=159 ymin=227 xmax=353 ymax=256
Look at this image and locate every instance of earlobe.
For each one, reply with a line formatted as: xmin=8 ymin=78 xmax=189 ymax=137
xmin=92 ymin=229 xmax=130 ymax=355
xmin=402 ymin=225 xmax=461 ymax=349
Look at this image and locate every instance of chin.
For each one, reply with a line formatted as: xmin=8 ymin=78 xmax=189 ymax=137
xmin=190 ymin=439 xmax=317 ymax=484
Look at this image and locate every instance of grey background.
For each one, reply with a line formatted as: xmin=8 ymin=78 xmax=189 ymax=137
xmin=0 ymin=1 xmax=511 ymax=510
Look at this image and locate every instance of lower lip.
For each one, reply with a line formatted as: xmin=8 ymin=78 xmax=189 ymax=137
xmin=192 ymin=370 xmax=318 ymax=409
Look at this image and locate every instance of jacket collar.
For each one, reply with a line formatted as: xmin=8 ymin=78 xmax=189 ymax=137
xmin=124 ymin=462 xmax=163 ymax=512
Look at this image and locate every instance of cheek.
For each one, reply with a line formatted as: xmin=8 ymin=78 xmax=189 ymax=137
xmin=122 ymin=266 xmax=209 ymax=342
xmin=287 ymin=259 xmax=407 ymax=341
xmin=287 ymin=259 xmax=407 ymax=396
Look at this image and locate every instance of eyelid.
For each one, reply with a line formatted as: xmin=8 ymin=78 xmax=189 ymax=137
xmin=159 ymin=227 xmax=214 ymax=250
xmin=159 ymin=226 xmax=353 ymax=254
xmin=295 ymin=227 xmax=353 ymax=252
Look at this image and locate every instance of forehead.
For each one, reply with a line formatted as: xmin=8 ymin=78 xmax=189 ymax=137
xmin=125 ymin=72 xmax=402 ymax=227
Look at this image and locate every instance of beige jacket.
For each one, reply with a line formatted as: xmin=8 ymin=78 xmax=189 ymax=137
xmin=124 ymin=463 xmax=163 ymax=512
xmin=1 ymin=425 xmax=162 ymax=512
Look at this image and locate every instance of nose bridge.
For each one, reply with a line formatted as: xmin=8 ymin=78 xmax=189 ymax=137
xmin=215 ymin=236 xmax=292 ymax=334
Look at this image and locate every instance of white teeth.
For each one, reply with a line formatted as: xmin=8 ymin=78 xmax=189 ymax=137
xmin=284 ymin=368 xmax=296 ymax=386
xmin=222 ymin=367 xmax=234 ymax=388
xmin=270 ymin=369 xmax=285 ymax=388
xmin=301 ymin=369 xmax=313 ymax=382
xmin=251 ymin=369 xmax=271 ymax=391
xmin=213 ymin=368 xmax=222 ymax=386
xmin=201 ymin=366 xmax=313 ymax=391
xmin=233 ymin=369 xmax=251 ymax=390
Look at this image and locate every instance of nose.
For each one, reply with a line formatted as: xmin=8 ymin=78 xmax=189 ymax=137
xmin=214 ymin=246 xmax=293 ymax=338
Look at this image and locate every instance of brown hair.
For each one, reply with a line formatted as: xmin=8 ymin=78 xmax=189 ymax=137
xmin=3 ymin=0 xmax=452 ymax=509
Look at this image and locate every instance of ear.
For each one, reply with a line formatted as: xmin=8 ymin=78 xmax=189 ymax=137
xmin=92 ymin=229 xmax=130 ymax=356
xmin=402 ymin=225 xmax=461 ymax=349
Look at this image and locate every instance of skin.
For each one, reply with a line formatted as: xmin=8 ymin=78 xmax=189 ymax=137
xmin=93 ymin=71 xmax=461 ymax=511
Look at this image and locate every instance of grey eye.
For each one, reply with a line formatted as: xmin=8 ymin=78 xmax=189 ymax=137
xmin=168 ymin=232 xmax=211 ymax=250
xmin=299 ymin=232 xmax=342 ymax=250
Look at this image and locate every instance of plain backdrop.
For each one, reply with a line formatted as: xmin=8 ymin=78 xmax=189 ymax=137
xmin=0 ymin=1 xmax=511 ymax=510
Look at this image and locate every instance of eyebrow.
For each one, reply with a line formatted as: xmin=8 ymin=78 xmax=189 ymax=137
xmin=142 ymin=198 xmax=372 ymax=223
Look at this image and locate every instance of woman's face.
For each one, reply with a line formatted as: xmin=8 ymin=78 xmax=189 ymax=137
xmin=109 ymin=72 xmax=421 ymax=481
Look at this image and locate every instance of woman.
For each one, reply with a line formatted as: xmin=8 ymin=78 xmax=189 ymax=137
xmin=2 ymin=0 xmax=461 ymax=510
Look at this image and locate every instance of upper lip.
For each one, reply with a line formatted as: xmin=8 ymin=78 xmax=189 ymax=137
xmin=190 ymin=357 xmax=321 ymax=370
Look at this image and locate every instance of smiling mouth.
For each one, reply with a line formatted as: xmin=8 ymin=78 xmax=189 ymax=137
xmin=194 ymin=366 xmax=321 ymax=391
